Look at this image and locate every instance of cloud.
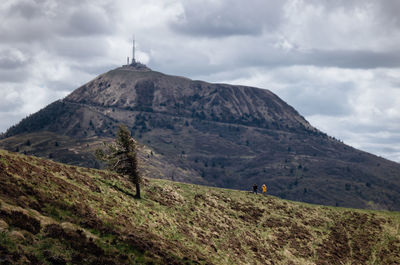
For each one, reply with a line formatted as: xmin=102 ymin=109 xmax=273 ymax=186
xmin=210 ymin=65 xmax=400 ymax=162
xmin=214 ymin=66 xmax=356 ymax=117
xmin=60 ymin=7 xmax=113 ymax=37
xmin=0 ymin=81 xmax=68 ymax=138
xmin=0 ymin=48 xmax=28 ymax=69
xmin=307 ymin=49 xmax=400 ymax=69
xmin=0 ymin=68 xmax=31 ymax=83
xmin=0 ymin=0 xmax=400 ymax=163
xmin=0 ymin=0 xmax=114 ymax=44
xmin=50 ymin=36 xmax=110 ymax=59
xmin=8 ymin=0 xmax=43 ymax=20
xmin=170 ymin=0 xmax=286 ymax=37
xmin=308 ymin=115 xmax=400 ymax=162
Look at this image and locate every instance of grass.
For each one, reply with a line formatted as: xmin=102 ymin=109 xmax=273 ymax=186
xmin=0 ymin=231 xmax=17 ymax=252
xmin=0 ymin=148 xmax=399 ymax=264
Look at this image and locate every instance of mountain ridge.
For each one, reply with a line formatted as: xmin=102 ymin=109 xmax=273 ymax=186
xmin=1 ymin=65 xmax=400 ymax=210
xmin=65 ymin=66 xmax=314 ymax=131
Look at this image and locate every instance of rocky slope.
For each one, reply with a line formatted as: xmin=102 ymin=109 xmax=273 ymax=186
xmin=0 ymin=149 xmax=399 ymax=264
xmin=1 ymin=64 xmax=400 ymax=210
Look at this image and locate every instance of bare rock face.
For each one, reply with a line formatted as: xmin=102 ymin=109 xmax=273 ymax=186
xmin=2 ymin=65 xmax=400 ymax=210
xmin=66 ymin=67 xmax=312 ymax=131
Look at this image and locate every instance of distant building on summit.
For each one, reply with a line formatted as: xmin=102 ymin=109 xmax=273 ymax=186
xmin=122 ymin=37 xmax=151 ymax=71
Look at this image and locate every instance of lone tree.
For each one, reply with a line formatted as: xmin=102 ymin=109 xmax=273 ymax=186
xmin=95 ymin=125 xmax=142 ymax=199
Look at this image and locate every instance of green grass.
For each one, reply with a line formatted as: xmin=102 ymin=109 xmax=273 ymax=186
xmin=0 ymin=231 xmax=17 ymax=252
xmin=0 ymin=156 xmax=8 ymax=167
xmin=42 ymin=203 xmax=75 ymax=221
xmin=0 ymin=148 xmax=399 ymax=264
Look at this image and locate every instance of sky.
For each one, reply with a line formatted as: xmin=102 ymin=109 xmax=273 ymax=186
xmin=1 ymin=0 xmax=400 ymax=162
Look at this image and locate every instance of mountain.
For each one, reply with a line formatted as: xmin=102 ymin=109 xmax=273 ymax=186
xmin=1 ymin=63 xmax=400 ymax=210
xmin=0 ymin=149 xmax=399 ymax=264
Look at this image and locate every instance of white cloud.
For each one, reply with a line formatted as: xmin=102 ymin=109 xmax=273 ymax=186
xmin=0 ymin=0 xmax=400 ymax=163
xmin=213 ymin=65 xmax=400 ymax=162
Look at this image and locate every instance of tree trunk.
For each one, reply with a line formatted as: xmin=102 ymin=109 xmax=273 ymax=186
xmin=135 ymin=182 xmax=141 ymax=199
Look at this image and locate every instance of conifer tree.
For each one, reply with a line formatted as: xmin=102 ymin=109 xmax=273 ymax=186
xmin=95 ymin=125 xmax=141 ymax=198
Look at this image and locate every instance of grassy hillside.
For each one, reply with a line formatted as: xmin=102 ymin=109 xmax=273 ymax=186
xmin=3 ymin=66 xmax=400 ymax=211
xmin=0 ymin=131 xmax=204 ymax=183
xmin=0 ymin=149 xmax=399 ymax=264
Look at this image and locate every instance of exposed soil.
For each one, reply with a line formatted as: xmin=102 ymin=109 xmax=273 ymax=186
xmin=315 ymin=211 xmax=397 ymax=265
xmin=230 ymin=201 xmax=264 ymax=223
xmin=0 ymin=209 xmax=41 ymax=234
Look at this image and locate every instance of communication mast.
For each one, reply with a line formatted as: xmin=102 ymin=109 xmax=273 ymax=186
xmin=132 ymin=35 xmax=135 ymax=63
xmin=123 ymin=37 xmax=150 ymax=71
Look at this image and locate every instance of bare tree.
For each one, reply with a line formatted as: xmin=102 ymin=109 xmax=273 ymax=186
xmin=95 ymin=125 xmax=142 ymax=199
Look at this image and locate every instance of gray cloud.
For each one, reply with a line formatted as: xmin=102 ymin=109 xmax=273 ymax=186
xmin=0 ymin=0 xmax=114 ymax=44
xmin=170 ymin=0 xmax=286 ymax=37
xmin=306 ymin=0 xmax=370 ymax=11
xmin=73 ymin=63 xmax=121 ymax=76
xmin=0 ymin=111 xmax=26 ymax=137
xmin=308 ymin=49 xmax=400 ymax=69
xmin=0 ymin=0 xmax=400 ymax=163
xmin=153 ymin=41 xmax=400 ymax=80
xmin=0 ymin=68 xmax=31 ymax=83
xmin=8 ymin=0 xmax=43 ymax=19
xmin=0 ymin=88 xmax=23 ymax=112
xmin=237 ymin=48 xmax=400 ymax=70
xmin=371 ymin=0 xmax=400 ymax=28
xmin=0 ymin=48 xmax=29 ymax=69
xmin=278 ymin=82 xmax=354 ymax=117
xmin=50 ymin=37 xmax=110 ymax=59
xmin=60 ymin=8 xmax=113 ymax=37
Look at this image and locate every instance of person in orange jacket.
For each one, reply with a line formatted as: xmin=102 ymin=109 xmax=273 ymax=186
xmin=262 ymin=184 xmax=267 ymax=195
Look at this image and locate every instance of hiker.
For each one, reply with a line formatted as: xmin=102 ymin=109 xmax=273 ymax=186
xmin=262 ymin=184 xmax=267 ymax=195
xmin=253 ymin=183 xmax=258 ymax=194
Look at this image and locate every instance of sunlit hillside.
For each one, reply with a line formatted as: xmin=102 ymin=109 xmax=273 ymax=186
xmin=0 ymin=149 xmax=399 ymax=264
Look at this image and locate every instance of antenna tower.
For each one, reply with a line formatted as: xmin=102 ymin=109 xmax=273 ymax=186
xmin=132 ymin=35 xmax=135 ymax=63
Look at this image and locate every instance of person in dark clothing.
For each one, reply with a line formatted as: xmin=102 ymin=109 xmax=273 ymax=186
xmin=253 ymin=183 xmax=258 ymax=194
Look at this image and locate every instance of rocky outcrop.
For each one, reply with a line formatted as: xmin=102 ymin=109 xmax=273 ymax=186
xmin=1 ymin=65 xmax=400 ymax=210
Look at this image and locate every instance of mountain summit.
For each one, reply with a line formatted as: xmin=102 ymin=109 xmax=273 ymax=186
xmin=1 ymin=65 xmax=400 ymax=210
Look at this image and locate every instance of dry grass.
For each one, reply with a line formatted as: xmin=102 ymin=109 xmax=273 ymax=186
xmin=0 ymin=149 xmax=399 ymax=264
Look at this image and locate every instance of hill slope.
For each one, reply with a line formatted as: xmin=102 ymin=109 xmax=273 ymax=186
xmin=1 ymin=64 xmax=400 ymax=210
xmin=0 ymin=149 xmax=399 ymax=264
